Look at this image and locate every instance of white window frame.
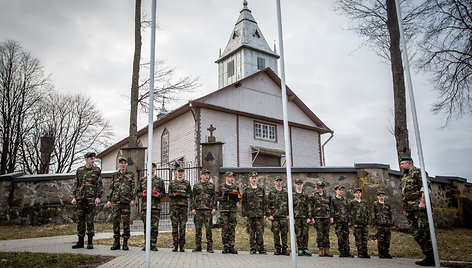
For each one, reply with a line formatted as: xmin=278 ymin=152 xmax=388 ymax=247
xmin=254 ymin=122 xmax=276 ymax=141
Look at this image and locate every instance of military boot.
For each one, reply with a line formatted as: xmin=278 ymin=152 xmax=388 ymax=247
xmin=274 ymin=248 xmax=281 ymax=255
xmin=318 ymin=247 xmax=326 ymax=257
xmin=281 ymin=246 xmax=289 ymax=256
xmin=122 ymin=238 xmax=129 ymax=251
xmin=383 ymin=249 xmax=392 ymax=259
xmin=150 ymin=244 xmax=158 ymax=251
xmin=110 ymin=237 xmax=120 ymax=250
xmin=229 ymin=245 xmax=238 ymax=254
xmin=325 ymin=247 xmax=333 ymax=257
xmin=304 ymin=249 xmax=312 ymax=256
xmin=207 ymin=245 xmax=214 ymax=253
xmin=379 ymin=249 xmax=386 ymax=258
xmin=86 ymin=235 xmax=93 ymax=249
xmin=222 ymin=245 xmax=229 ymax=254
xmin=415 ymin=251 xmax=435 ymax=266
xmin=192 ymin=245 xmax=202 ymax=252
xmin=345 ymin=250 xmax=354 ymax=258
xmin=72 ymin=236 xmax=84 ymax=249
xmin=179 ymin=245 xmax=185 ymax=252
xmin=172 ymin=244 xmax=178 ymax=252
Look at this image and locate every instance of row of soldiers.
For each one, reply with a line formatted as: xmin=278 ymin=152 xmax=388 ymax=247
xmin=70 ymin=152 xmax=394 ymax=258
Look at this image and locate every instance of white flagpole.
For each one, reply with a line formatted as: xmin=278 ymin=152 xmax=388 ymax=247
xmin=275 ymin=0 xmax=296 ymax=267
xmin=394 ymin=1 xmax=440 ymax=267
xmin=145 ymin=0 xmax=157 ymax=267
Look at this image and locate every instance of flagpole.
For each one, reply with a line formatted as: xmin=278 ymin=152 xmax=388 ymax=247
xmin=145 ymin=0 xmax=157 ymax=267
xmin=275 ymin=0 xmax=296 ymax=267
xmin=394 ymin=1 xmax=440 ymax=267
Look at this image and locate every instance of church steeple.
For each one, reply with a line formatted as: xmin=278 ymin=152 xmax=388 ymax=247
xmin=216 ymin=1 xmax=279 ymax=89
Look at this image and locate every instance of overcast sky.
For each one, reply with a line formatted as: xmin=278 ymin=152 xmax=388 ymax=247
xmin=1 ymin=0 xmax=470 ymax=181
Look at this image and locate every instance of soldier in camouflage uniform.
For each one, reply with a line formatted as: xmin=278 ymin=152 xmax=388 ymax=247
xmin=137 ymin=163 xmax=166 ymax=251
xmin=191 ymin=169 xmax=216 ymax=253
xmin=311 ymin=181 xmax=334 ymax=257
xmin=106 ymin=157 xmax=136 ymax=251
xmin=242 ymin=171 xmax=267 ymax=255
xmin=348 ymin=188 xmax=370 ymax=258
xmin=372 ymin=190 xmax=394 ymax=259
xmin=293 ymin=178 xmax=312 ymax=257
xmin=332 ymin=185 xmax=353 ymax=258
xmin=400 ymin=157 xmax=435 ymax=266
xmin=216 ymin=171 xmax=241 ymax=254
xmin=267 ymin=177 xmax=290 ymax=256
xmin=168 ymin=166 xmax=191 ymax=252
xmin=71 ymin=152 xmax=103 ymax=250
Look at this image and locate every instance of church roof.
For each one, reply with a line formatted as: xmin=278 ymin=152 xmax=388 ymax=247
xmin=216 ymin=0 xmax=279 ymax=63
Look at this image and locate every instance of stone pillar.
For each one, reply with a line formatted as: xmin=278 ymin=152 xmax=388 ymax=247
xmin=200 ymin=142 xmax=224 ymax=186
xmin=120 ymin=146 xmax=146 ymax=220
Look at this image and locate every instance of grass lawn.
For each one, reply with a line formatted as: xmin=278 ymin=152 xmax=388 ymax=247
xmin=0 ymin=252 xmax=114 ymax=268
xmin=0 ymin=222 xmax=112 ymax=240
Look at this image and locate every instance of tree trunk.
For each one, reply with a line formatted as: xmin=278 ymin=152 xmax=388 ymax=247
xmin=129 ymin=0 xmax=142 ymax=147
xmin=386 ymin=0 xmax=411 ymax=164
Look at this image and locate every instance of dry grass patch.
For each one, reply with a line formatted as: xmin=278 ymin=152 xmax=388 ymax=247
xmin=0 ymin=222 xmax=112 ymax=240
xmin=0 ymin=252 xmax=114 ymax=268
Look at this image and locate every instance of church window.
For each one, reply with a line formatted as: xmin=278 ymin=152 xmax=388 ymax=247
xmin=254 ymin=122 xmax=276 ymax=141
xmin=161 ymin=129 xmax=169 ymax=163
xmin=227 ymin=60 xmax=235 ymax=77
xmin=257 ymin=57 xmax=265 ymax=70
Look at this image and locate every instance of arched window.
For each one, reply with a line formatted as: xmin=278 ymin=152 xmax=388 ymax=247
xmin=161 ymin=129 xmax=169 ymax=163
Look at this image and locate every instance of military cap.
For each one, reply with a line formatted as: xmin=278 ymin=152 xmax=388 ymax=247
xmin=176 ymin=166 xmax=185 ymax=172
xmin=84 ymin=152 xmax=96 ymax=158
xmin=400 ymin=156 xmax=413 ymax=162
xmin=295 ymin=178 xmax=303 ymax=184
xmin=224 ymin=171 xmax=234 ymax=177
xmin=334 ymin=185 xmax=345 ymax=190
xmin=377 ymin=190 xmax=386 ymax=196
xmin=200 ymin=169 xmax=211 ymax=174
xmin=274 ymin=177 xmax=283 ymax=181
xmin=118 ymin=157 xmax=127 ymax=163
xmin=248 ymin=171 xmax=259 ymax=177
xmin=315 ymin=181 xmax=325 ymax=188
xmin=353 ymin=187 xmax=363 ymax=193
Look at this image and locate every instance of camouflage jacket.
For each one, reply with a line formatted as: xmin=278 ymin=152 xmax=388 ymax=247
xmin=242 ymin=185 xmax=266 ymax=218
xmin=311 ymin=192 xmax=333 ymax=219
xmin=267 ymin=188 xmax=289 ymax=218
xmin=168 ymin=178 xmax=191 ymax=207
xmin=137 ymin=175 xmax=166 ymax=210
xmin=332 ymin=196 xmax=349 ymax=223
xmin=293 ymin=191 xmax=311 ymax=219
xmin=401 ymin=167 xmax=430 ymax=212
xmin=349 ymin=199 xmax=370 ymax=225
xmin=107 ymin=170 xmax=136 ymax=204
xmin=72 ymin=165 xmax=103 ymax=200
xmin=191 ymin=180 xmax=216 ymax=211
xmin=215 ymin=183 xmax=240 ymax=213
xmin=371 ymin=201 xmax=394 ymax=226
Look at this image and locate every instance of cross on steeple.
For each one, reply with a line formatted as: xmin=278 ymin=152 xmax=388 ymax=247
xmin=207 ymin=124 xmax=216 ymax=142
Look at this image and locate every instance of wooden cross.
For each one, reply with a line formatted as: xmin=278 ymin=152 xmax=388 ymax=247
xmin=207 ymin=124 xmax=216 ymax=137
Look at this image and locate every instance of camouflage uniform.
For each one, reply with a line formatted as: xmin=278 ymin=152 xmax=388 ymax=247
xmin=372 ymin=200 xmax=393 ymax=256
xmin=137 ymin=175 xmax=166 ymax=245
xmin=267 ymin=188 xmax=289 ymax=252
xmin=242 ymin=185 xmax=266 ymax=252
xmin=401 ymin=167 xmax=433 ymax=256
xmin=191 ymin=179 xmax=216 ymax=249
xmin=311 ymin=191 xmax=333 ymax=249
xmin=168 ymin=178 xmax=191 ymax=247
xmin=293 ymin=190 xmax=311 ymax=252
xmin=349 ymin=198 xmax=370 ymax=256
xmin=332 ymin=195 xmax=352 ymax=256
xmin=108 ymin=170 xmax=136 ymax=239
xmin=72 ymin=165 xmax=103 ymax=237
xmin=215 ymin=183 xmax=240 ymax=249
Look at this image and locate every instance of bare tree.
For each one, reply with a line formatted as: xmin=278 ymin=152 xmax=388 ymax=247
xmin=335 ymin=0 xmax=427 ymax=163
xmin=129 ymin=0 xmax=142 ymax=147
xmin=0 ymin=40 xmax=48 ymax=174
xmin=417 ymin=0 xmax=472 ymax=120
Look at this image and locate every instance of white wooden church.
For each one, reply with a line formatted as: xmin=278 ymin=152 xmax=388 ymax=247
xmin=98 ymin=1 xmax=332 ymax=170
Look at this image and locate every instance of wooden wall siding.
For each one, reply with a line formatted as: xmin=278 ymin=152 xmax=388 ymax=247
xmin=218 ymin=50 xmax=243 ymax=89
xmin=242 ymin=49 xmax=278 ymax=78
xmin=291 ymin=127 xmax=321 ymax=167
xmin=101 ymin=148 xmax=120 ymax=171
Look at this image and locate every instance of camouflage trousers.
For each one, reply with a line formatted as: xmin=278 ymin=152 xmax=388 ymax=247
xmin=375 ymin=225 xmax=391 ymax=252
xmin=170 ymin=205 xmax=188 ymax=246
xmin=220 ymin=212 xmax=237 ymax=247
xmin=194 ymin=209 xmax=213 ymax=247
xmin=112 ymin=203 xmax=131 ymax=239
xmin=271 ymin=218 xmax=288 ymax=249
xmin=140 ymin=208 xmax=160 ymax=244
xmin=247 ymin=217 xmax=265 ymax=251
xmin=406 ymin=209 xmax=433 ymax=255
xmin=335 ymin=222 xmax=350 ymax=254
xmin=75 ymin=199 xmax=96 ymax=237
xmin=353 ymin=224 xmax=368 ymax=255
xmin=295 ymin=218 xmax=309 ymax=249
xmin=315 ymin=218 xmax=331 ymax=248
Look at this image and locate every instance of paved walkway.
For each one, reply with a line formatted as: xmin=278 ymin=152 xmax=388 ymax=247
xmin=0 ymin=233 xmax=428 ymax=267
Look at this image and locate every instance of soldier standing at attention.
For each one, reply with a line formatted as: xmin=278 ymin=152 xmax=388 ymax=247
xmin=242 ymin=171 xmax=267 ymax=255
xmin=332 ymin=185 xmax=353 ymax=258
xmin=137 ymin=163 xmax=166 ymax=251
xmin=191 ymin=169 xmax=217 ymax=253
xmin=293 ymin=178 xmax=312 ymax=257
xmin=71 ymin=152 xmax=103 ymax=250
xmin=106 ymin=157 xmax=136 ymax=251
xmin=267 ymin=177 xmax=290 ymax=256
xmin=400 ymin=156 xmax=435 ymax=266
xmin=311 ymin=181 xmax=334 ymax=257
xmin=168 ymin=166 xmax=191 ymax=252
xmin=216 ymin=171 xmax=241 ymax=254
xmin=348 ymin=188 xmax=370 ymax=258
xmin=372 ymin=190 xmax=394 ymax=259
